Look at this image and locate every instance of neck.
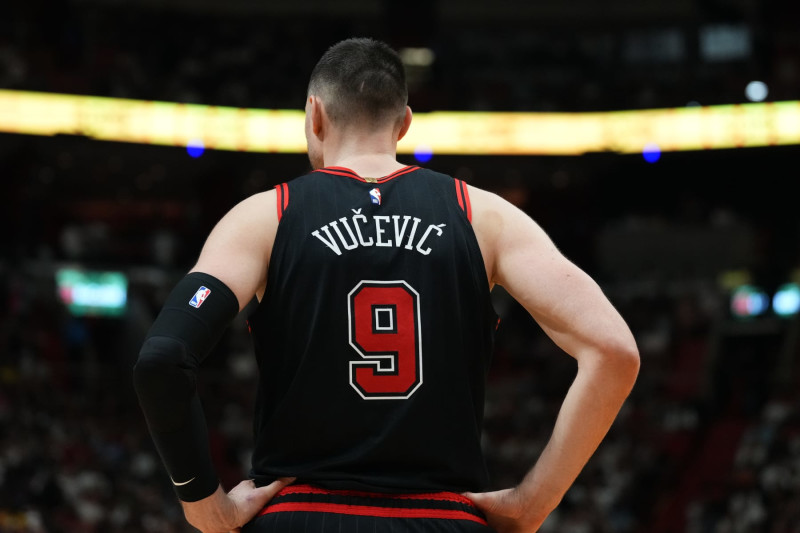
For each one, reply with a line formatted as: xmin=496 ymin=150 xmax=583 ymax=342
xmin=323 ymin=128 xmax=406 ymax=177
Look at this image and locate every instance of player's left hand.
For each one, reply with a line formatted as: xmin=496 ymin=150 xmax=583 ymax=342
xmin=181 ymin=477 xmax=295 ymax=533
xmin=463 ymin=487 xmax=550 ymax=533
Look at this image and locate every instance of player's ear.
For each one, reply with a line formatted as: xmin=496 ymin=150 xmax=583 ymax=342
xmin=397 ymin=106 xmax=412 ymax=141
xmin=309 ymin=95 xmax=325 ymax=139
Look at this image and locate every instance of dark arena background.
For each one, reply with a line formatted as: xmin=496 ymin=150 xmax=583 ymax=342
xmin=2 ymin=1 xmax=800 ymax=531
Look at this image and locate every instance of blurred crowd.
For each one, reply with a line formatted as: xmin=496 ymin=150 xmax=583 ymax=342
xmin=2 ymin=241 xmax=800 ymax=532
xmin=1 ymin=135 xmax=800 ymax=532
xmin=2 ymin=1 xmax=800 ymax=531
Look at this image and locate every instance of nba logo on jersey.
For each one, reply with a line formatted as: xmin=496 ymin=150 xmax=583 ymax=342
xmin=369 ymin=188 xmax=381 ymax=205
xmin=189 ymin=286 xmax=211 ymax=308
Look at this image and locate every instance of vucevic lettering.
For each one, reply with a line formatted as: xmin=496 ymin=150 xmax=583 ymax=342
xmin=311 ymin=211 xmax=446 ymax=256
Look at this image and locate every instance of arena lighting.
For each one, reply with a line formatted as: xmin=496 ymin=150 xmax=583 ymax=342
xmin=186 ymin=138 xmax=205 ymax=158
xmin=773 ymin=283 xmax=800 ymax=317
xmin=399 ymin=47 xmax=436 ymax=67
xmin=745 ymin=81 xmax=769 ymax=103
xmin=730 ymin=285 xmax=770 ymax=319
xmin=56 ymin=268 xmax=128 ymax=317
xmin=729 ymin=282 xmax=800 ymax=320
xmin=642 ymin=143 xmax=661 ymax=163
xmin=414 ymin=144 xmax=434 ymax=163
xmin=1 ymin=90 xmax=800 ymax=156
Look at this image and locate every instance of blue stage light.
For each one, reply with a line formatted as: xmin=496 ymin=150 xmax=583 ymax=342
xmin=643 ymin=143 xmax=661 ymax=163
xmin=414 ymin=145 xmax=433 ymax=163
xmin=187 ymin=139 xmax=205 ymax=158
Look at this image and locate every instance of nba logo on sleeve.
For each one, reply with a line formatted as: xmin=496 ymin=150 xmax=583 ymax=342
xmin=189 ymin=286 xmax=211 ymax=308
xmin=369 ymin=188 xmax=381 ymax=205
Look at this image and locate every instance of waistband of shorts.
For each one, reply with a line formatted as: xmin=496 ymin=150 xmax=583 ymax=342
xmin=258 ymin=483 xmax=488 ymax=525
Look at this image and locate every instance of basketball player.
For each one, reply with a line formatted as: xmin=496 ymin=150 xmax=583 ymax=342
xmin=133 ymin=38 xmax=640 ymax=533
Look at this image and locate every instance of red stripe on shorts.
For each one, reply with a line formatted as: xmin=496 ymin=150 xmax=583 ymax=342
xmin=259 ymin=502 xmax=487 ymax=525
xmin=279 ymin=484 xmax=475 ymax=505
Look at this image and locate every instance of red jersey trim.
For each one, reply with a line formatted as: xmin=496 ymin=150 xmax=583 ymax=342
xmin=454 ymin=179 xmax=473 ymax=223
xmin=274 ymin=183 xmax=289 ymax=220
xmin=279 ymin=485 xmax=475 ymax=505
xmin=462 ymin=181 xmax=472 ymax=222
xmin=314 ymin=166 xmax=419 ymax=183
xmin=259 ymin=502 xmax=487 ymax=525
xmin=455 ymin=179 xmax=465 ymax=211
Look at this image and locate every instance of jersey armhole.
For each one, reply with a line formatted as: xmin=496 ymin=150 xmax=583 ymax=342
xmin=454 ymin=179 xmax=473 ymax=223
xmin=274 ymin=182 xmax=289 ymax=220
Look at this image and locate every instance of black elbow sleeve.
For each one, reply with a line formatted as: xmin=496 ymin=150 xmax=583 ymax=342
xmin=133 ymin=336 xmax=219 ymax=501
xmin=133 ymin=336 xmax=197 ymax=431
xmin=133 ymin=272 xmax=238 ymax=430
xmin=132 ymin=272 xmax=239 ymax=501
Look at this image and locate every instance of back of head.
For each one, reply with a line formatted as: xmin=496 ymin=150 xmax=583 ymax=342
xmin=308 ymin=37 xmax=408 ymax=131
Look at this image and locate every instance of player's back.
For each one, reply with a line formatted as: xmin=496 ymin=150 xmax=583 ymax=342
xmin=247 ymin=165 xmax=497 ymax=493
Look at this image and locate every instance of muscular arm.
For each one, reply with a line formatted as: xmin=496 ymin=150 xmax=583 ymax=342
xmin=189 ymin=189 xmax=280 ymax=308
xmin=134 ymin=189 xmax=289 ymax=533
xmin=467 ymin=186 xmax=640 ymax=531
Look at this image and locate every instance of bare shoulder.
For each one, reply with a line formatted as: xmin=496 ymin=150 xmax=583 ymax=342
xmin=227 ymin=189 xmax=278 ymax=223
xmin=464 ymin=183 xmax=557 ymax=288
xmin=465 ymin=185 xmax=506 ymax=232
xmin=208 ymin=189 xmax=278 ymax=239
xmin=189 ymin=188 xmax=280 ymax=309
xmin=195 ymin=189 xmax=279 ymax=256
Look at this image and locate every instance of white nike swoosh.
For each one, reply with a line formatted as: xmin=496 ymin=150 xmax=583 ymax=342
xmin=170 ymin=476 xmax=196 ymax=487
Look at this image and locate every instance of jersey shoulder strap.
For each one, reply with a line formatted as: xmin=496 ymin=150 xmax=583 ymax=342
xmin=274 ymin=182 xmax=289 ymax=220
xmin=453 ymin=178 xmax=472 ymax=222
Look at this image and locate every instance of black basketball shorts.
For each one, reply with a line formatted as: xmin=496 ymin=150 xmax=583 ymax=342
xmin=242 ymin=484 xmax=496 ymax=533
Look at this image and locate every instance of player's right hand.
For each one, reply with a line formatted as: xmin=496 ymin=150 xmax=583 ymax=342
xmin=182 ymin=477 xmax=295 ymax=533
xmin=463 ymin=487 xmax=549 ymax=533
xmin=227 ymin=477 xmax=296 ymax=532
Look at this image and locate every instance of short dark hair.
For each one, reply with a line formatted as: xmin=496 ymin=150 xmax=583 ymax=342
xmin=308 ymin=37 xmax=408 ymax=129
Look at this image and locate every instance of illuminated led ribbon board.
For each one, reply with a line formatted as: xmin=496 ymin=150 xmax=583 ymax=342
xmin=0 ymin=89 xmax=799 ymax=155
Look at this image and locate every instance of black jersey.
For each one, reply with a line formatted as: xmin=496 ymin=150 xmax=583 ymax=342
xmin=247 ymin=165 xmax=497 ymax=493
